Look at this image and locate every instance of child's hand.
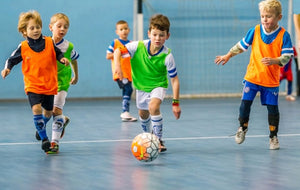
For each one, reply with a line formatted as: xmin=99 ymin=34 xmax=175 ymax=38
xmin=261 ymin=57 xmax=279 ymax=66
xmin=60 ymin=58 xmax=70 ymax=66
xmin=172 ymin=105 xmax=181 ymax=119
xmin=70 ymin=76 xmax=78 ymax=85
xmin=114 ymin=67 xmax=123 ymax=80
xmin=215 ymin=54 xmax=231 ymax=65
xmin=1 ymin=69 xmax=10 ymax=79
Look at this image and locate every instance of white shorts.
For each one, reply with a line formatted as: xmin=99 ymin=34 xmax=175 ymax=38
xmin=136 ymin=87 xmax=166 ymax=110
xmin=54 ymin=90 xmax=68 ymax=110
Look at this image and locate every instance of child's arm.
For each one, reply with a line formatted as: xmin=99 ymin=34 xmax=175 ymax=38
xmin=113 ymin=48 xmax=123 ymax=80
xmin=215 ymin=42 xmax=243 ymax=65
xmin=60 ymin=57 xmax=70 ymax=66
xmin=106 ymin=41 xmax=115 ymax=60
xmin=261 ymin=55 xmax=291 ymax=66
xmin=1 ymin=69 xmax=10 ymax=79
xmin=1 ymin=44 xmax=22 ymax=79
xmin=170 ymin=75 xmax=181 ymax=119
xmin=106 ymin=52 xmax=113 ymax=60
xmin=53 ymin=44 xmax=70 ymax=66
xmin=294 ymin=14 xmax=300 ymax=51
xmin=70 ymin=59 xmax=78 ymax=85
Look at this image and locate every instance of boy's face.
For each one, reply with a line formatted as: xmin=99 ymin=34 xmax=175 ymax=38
xmin=116 ymin=23 xmax=130 ymax=40
xmin=148 ymin=28 xmax=170 ymax=50
xmin=24 ymin=19 xmax=42 ymax=40
xmin=49 ymin=18 xmax=69 ymax=42
xmin=260 ymin=9 xmax=282 ymax=33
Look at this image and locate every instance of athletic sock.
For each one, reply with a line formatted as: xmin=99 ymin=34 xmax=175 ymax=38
xmin=151 ymin=115 xmax=163 ymax=139
xmin=51 ymin=115 xmax=64 ymax=144
xmin=33 ymin=114 xmax=47 ymax=140
xmin=140 ymin=116 xmax=151 ymax=132
xmin=43 ymin=115 xmax=51 ymax=125
xmin=122 ymin=95 xmax=130 ymax=112
xmin=268 ymin=113 xmax=279 ymax=138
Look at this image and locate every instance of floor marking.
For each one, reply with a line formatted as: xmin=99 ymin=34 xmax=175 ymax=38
xmin=1 ymin=133 xmax=300 ymax=146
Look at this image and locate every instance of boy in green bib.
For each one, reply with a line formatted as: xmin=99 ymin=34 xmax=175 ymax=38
xmin=114 ymin=14 xmax=181 ymax=152
xmin=47 ymin=13 xmax=79 ymax=153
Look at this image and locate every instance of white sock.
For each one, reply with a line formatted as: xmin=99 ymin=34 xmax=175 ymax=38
xmin=51 ymin=115 xmax=64 ymax=144
xmin=140 ymin=116 xmax=151 ymax=132
xmin=151 ymin=114 xmax=163 ymax=139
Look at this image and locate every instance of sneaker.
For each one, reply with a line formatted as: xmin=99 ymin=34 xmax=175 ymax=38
xmin=286 ymin=95 xmax=296 ymax=101
xmin=41 ymin=139 xmax=51 ymax=153
xmin=269 ymin=136 xmax=280 ymax=150
xmin=159 ymin=139 xmax=167 ymax=152
xmin=47 ymin=142 xmax=59 ymax=154
xmin=35 ymin=131 xmax=41 ymax=141
xmin=120 ymin=111 xmax=137 ymax=122
xmin=235 ymin=127 xmax=248 ymax=144
xmin=60 ymin=116 xmax=70 ymax=139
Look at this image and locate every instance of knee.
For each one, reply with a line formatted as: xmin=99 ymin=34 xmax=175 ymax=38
xmin=148 ymin=102 xmax=160 ymax=115
xmin=32 ymin=104 xmax=42 ymax=115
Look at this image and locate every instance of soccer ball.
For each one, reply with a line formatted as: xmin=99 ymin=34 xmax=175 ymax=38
xmin=131 ymin=132 xmax=160 ymax=162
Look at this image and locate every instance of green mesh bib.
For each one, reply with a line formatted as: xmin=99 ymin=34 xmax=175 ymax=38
xmin=130 ymin=41 xmax=170 ymax=92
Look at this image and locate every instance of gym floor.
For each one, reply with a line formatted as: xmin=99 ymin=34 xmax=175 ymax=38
xmin=1 ymin=97 xmax=300 ymax=190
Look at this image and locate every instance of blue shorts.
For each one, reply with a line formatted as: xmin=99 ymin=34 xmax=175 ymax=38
xmin=242 ymin=81 xmax=279 ymax=106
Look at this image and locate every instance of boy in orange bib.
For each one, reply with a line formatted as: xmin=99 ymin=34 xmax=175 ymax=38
xmin=1 ymin=10 xmax=69 ymax=153
xmin=215 ymin=0 xmax=293 ymax=150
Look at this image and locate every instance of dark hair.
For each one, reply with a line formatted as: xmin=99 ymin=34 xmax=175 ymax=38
xmin=148 ymin=14 xmax=170 ymax=33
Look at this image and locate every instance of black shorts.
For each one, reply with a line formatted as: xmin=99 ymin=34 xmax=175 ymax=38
xmin=27 ymin=92 xmax=54 ymax=111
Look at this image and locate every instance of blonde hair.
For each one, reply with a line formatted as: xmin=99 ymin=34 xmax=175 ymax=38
xmin=18 ymin=10 xmax=42 ymax=37
xmin=259 ymin=0 xmax=282 ymax=16
xmin=49 ymin=13 xmax=70 ymax=27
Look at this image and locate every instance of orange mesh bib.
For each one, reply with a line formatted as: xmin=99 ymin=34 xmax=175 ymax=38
xmin=21 ymin=36 xmax=58 ymax=95
xmin=244 ymin=25 xmax=284 ymax=87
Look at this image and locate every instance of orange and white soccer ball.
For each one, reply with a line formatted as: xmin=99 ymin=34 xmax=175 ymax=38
xmin=131 ymin=133 xmax=160 ymax=162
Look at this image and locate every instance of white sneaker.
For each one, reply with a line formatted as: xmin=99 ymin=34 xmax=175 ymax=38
xmin=269 ymin=136 xmax=280 ymax=150
xmin=286 ymin=95 xmax=296 ymax=101
xmin=235 ymin=127 xmax=248 ymax=144
xmin=120 ymin=111 xmax=137 ymax=122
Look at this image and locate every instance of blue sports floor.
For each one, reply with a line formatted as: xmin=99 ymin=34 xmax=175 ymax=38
xmin=1 ymin=97 xmax=300 ymax=190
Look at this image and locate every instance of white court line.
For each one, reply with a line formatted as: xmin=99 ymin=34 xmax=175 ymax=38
xmin=1 ymin=133 xmax=300 ymax=146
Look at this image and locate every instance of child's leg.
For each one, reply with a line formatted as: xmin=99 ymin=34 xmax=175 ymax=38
xmin=33 ymin=116 xmax=47 ymax=140
xmin=122 ymin=82 xmax=133 ymax=112
xmin=28 ymin=93 xmax=54 ymax=152
xmin=235 ymin=80 xmax=257 ymax=144
xmin=51 ymin=91 xmax=68 ymax=144
xmin=239 ymin=100 xmax=253 ymax=130
xmin=35 ymin=111 xmax=51 ymax=141
xmin=139 ymin=110 xmax=151 ymax=132
xmin=149 ymin=98 xmax=163 ymax=139
xmin=151 ymin=114 xmax=163 ymax=139
xmin=267 ymin=105 xmax=279 ymax=138
xmin=51 ymin=114 xmax=65 ymax=144
xmin=31 ymin=104 xmax=48 ymax=140
xmin=42 ymin=111 xmax=51 ymax=125
xmin=239 ymin=81 xmax=257 ymax=129
xmin=287 ymin=81 xmax=293 ymax=95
